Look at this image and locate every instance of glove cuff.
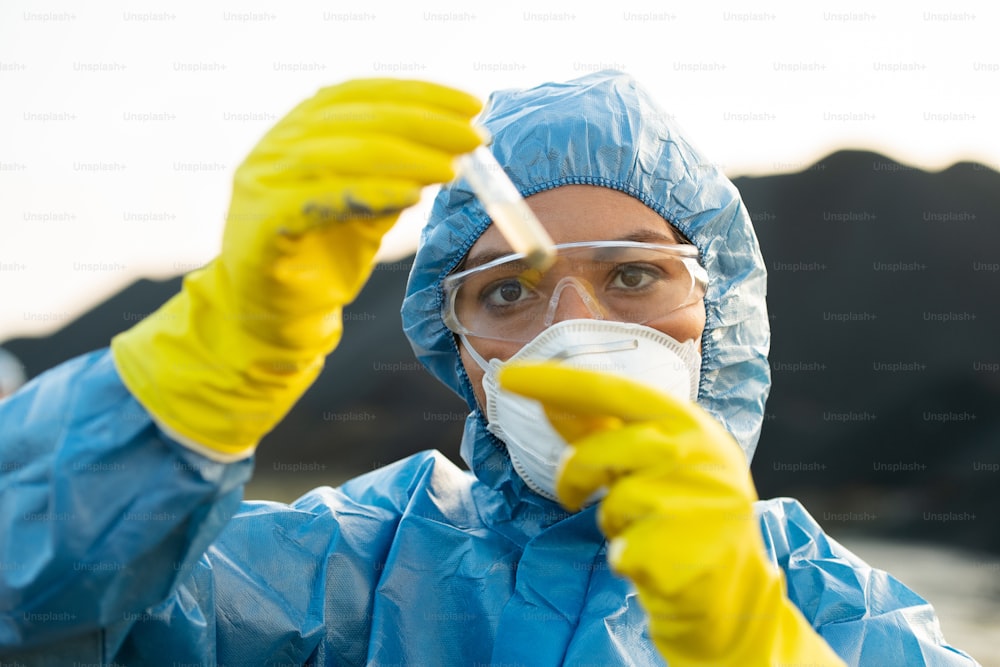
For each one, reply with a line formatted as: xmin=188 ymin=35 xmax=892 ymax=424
xmin=724 ymin=549 xmax=847 ymax=667
xmin=643 ymin=529 xmax=846 ymax=667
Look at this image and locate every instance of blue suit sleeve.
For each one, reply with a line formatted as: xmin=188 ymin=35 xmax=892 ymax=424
xmin=757 ymin=497 xmax=980 ymax=666
xmin=106 ymin=485 xmax=401 ymax=666
xmin=0 ymin=349 xmax=253 ymax=652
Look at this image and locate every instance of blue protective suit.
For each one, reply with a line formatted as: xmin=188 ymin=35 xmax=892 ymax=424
xmin=0 ymin=72 xmax=979 ymax=665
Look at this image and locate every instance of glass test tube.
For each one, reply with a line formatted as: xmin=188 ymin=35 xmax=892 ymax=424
xmin=457 ymin=146 xmax=556 ymax=271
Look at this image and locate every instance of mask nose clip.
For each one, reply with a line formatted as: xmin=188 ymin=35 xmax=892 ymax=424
xmin=543 ymin=277 xmax=606 ymax=327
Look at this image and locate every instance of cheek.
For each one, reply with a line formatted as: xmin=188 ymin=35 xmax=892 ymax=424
xmin=459 ymin=346 xmax=487 ymax=408
xmin=650 ymin=301 xmax=707 ymax=347
xmin=458 ymin=339 xmax=522 ymax=411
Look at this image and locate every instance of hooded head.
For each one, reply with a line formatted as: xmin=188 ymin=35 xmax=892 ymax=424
xmin=402 ymin=71 xmax=770 ymax=503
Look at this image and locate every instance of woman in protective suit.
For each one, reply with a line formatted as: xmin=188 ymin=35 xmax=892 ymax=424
xmin=0 ymin=72 xmax=979 ymax=665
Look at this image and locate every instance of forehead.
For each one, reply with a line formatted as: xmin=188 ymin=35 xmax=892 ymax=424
xmin=468 ymin=184 xmax=680 ymax=256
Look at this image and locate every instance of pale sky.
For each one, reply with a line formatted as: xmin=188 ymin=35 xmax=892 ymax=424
xmin=2 ymin=0 xmax=998 ymax=341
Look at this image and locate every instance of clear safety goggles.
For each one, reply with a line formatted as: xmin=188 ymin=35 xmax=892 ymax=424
xmin=442 ymin=241 xmax=708 ymax=343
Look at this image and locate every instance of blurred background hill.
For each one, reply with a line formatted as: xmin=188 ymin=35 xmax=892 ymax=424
xmin=4 ymin=150 xmax=999 ymax=556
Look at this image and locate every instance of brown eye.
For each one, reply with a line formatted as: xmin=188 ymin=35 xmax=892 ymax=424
xmin=483 ymin=279 xmax=531 ymax=307
xmin=612 ymin=264 xmax=658 ymax=290
xmin=618 ymin=265 xmax=645 ymax=288
xmin=498 ymin=281 xmax=523 ymax=302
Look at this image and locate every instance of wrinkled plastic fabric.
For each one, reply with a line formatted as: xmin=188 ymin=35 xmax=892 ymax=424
xmin=0 ymin=71 xmax=980 ymax=665
xmin=0 ymin=353 xmax=977 ymax=665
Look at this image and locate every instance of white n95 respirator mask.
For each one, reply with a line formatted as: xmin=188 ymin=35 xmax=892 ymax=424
xmin=461 ymin=319 xmax=701 ymax=504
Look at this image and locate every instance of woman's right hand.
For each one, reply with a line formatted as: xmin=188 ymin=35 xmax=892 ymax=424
xmin=111 ymin=79 xmax=484 ymax=460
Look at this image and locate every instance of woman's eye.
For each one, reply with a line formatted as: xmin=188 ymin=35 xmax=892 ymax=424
xmin=613 ymin=265 xmax=656 ymax=289
xmin=484 ymin=279 xmax=528 ymax=306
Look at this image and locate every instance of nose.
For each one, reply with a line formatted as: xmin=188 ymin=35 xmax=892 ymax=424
xmin=544 ymin=277 xmax=606 ymax=326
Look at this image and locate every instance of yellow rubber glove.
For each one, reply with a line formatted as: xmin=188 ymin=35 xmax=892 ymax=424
xmin=112 ymin=79 xmax=483 ymax=460
xmin=498 ymin=363 xmax=847 ymax=667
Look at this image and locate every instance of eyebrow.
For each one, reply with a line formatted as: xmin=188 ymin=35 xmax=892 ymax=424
xmin=620 ymin=229 xmax=681 ymax=244
xmin=459 ymin=229 xmax=682 ymax=272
